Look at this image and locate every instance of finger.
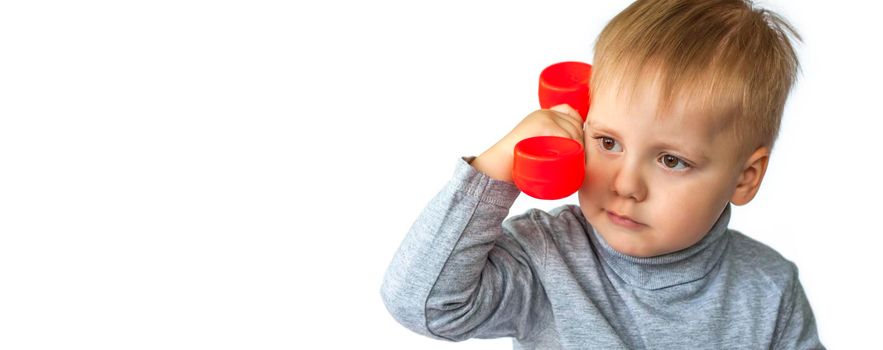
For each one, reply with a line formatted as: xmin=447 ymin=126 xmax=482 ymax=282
xmin=552 ymin=111 xmax=584 ymax=138
xmin=553 ymin=116 xmax=583 ymax=141
xmin=550 ymin=104 xmax=583 ymax=121
xmin=549 ymin=105 xmax=584 ymax=130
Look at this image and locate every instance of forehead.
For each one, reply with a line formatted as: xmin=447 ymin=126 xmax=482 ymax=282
xmin=587 ymin=78 xmax=740 ymax=164
xmin=590 ymin=79 xmax=726 ymax=141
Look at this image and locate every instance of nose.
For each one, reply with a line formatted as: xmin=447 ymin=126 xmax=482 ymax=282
xmin=610 ymin=159 xmax=647 ymax=201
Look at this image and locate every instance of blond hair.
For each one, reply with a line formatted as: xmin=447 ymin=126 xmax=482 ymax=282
xmin=591 ymin=0 xmax=801 ymax=154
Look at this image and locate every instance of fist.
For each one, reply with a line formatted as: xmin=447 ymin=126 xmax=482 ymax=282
xmin=471 ymin=104 xmax=585 ymax=183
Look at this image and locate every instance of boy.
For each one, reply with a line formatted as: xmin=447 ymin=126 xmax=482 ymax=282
xmin=381 ymin=0 xmax=824 ymax=348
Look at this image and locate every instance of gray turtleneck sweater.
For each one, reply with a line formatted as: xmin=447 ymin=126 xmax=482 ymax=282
xmin=381 ymin=156 xmax=824 ymax=349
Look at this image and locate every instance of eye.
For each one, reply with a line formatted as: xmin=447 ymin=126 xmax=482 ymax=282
xmin=595 ymin=136 xmax=622 ymax=152
xmin=659 ymin=154 xmax=690 ymax=170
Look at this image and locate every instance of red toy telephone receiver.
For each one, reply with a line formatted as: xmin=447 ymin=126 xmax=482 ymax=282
xmin=512 ymin=61 xmax=592 ymax=200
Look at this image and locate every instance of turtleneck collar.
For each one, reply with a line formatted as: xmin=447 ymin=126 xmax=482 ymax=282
xmin=582 ymin=203 xmax=732 ymax=290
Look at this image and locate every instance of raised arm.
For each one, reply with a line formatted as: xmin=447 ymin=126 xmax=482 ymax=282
xmin=380 ymin=156 xmax=550 ymax=341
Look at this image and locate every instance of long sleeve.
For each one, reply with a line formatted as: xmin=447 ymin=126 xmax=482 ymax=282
xmin=380 ymin=156 xmax=550 ymax=342
xmin=772 ymin=264 xmax=825 ymax=349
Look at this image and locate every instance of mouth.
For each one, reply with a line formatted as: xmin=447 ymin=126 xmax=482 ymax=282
xmin=606 ymin=210 xmax=646 ymax=229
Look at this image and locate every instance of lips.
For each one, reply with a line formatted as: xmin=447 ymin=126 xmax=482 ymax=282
xmin=606 ymin=210 xmax=645 ymax=229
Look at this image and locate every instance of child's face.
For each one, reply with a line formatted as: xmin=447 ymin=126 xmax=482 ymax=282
xmin=577 ymin=79 xmax=748 ymax=258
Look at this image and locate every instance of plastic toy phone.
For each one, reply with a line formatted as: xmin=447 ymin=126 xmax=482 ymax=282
xmin=512 ymin=61 xmax=592 ymax=200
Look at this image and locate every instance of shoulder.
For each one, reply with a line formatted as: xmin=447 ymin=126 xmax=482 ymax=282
xmin=503 ymin=204 xmax=587 ymax=236
xmin=725 ymin=229 xmax=799 ymax=291
xmin=502 ymin=205 xmax=590 ymax=252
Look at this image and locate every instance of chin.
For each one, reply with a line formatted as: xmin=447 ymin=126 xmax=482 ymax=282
xmin=593 ymin=221 xmax=669 ymax=258
xmin=608 ymin=240 xmax=657 ymax=258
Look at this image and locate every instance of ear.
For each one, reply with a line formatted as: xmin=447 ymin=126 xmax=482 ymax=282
xmin=730 ymin=146 xmax=771 ymax=206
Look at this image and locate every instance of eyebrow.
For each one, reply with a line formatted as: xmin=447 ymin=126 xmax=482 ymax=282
xmin=586 ymin=119 xmax=710 ymax=163
xmin=586 ymin=119 xmax=619 ymax=137
xmin=654 ymin=140 xmax=709 ymax=163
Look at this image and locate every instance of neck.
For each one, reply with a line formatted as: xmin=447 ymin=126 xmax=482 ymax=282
xmin=581 ymin=203 xmax=732 ymax=290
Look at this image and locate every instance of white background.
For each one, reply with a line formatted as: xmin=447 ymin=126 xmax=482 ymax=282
xmin=1 ymin=0 xmax=880 ymax=348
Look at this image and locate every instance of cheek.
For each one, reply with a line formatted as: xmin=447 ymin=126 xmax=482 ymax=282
xmin=663 ymin=172 xmax=733 ymax=208
xmin=581 ymin=156 xmax=609 ymax=193
xmin=654 ymin=180 xmax=715 ymax=212
xmin=652 ymin=180 xmax=727 ymax=236
xmin=578 ymin=137 xmax=597 ymax=208
xmin=579 ymin=155 xmax=615 ymax=214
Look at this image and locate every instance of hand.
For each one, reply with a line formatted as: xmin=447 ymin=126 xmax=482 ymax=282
xmin=471 ymin=104 xmax=585 ymax=183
